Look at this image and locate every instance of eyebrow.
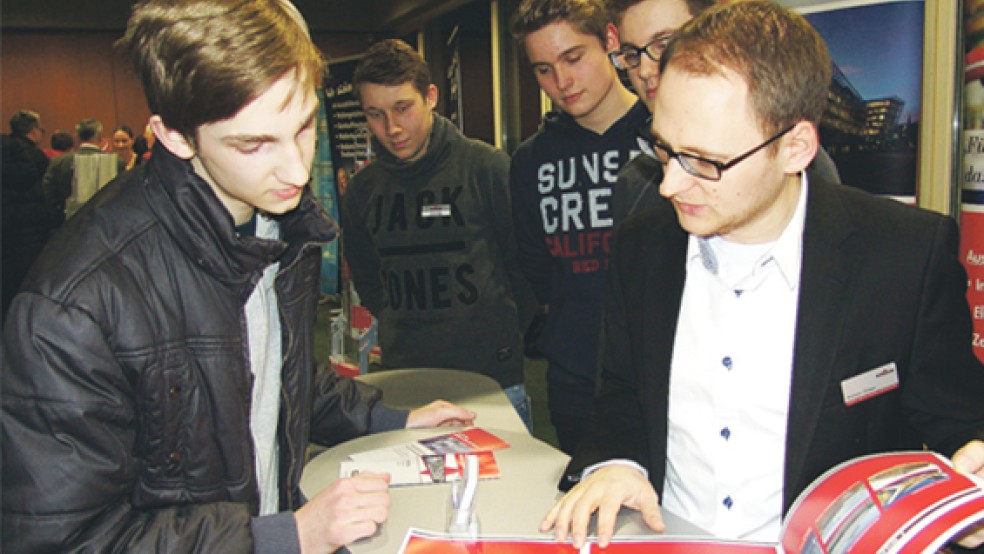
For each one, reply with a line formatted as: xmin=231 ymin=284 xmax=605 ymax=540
xmin=622 ymin=29 xmax=675 ymax=49
xmin=222 ymin=105 xmax=319 ymax=145
xmin=531 ymin=44 xmax=587 ymax=68
xmin=650 ymin=129 xmax=727 ymax=161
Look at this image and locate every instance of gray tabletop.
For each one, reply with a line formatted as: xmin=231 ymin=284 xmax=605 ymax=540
xmin=356 ymin=368 xmax=530 ymax=435
xmin=301 ymin=427 xmax=708 ymax=553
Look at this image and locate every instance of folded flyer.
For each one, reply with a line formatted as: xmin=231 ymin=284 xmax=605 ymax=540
xmin=339 ymin=427 xmax=508 ymax=486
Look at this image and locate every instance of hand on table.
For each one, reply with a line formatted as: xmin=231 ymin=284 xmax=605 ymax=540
xmin=295 ymin=472 xmax=391 ymax=554
xmin=540 ymin=464 xmax=664 ymax=549
xmin=406 ymin=400 xmax=476 ymax=428
xmin=952 ymin=440 xmax=984 ymax=548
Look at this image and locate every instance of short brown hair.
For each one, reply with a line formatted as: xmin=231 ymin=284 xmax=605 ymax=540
xmin=9 ymin=110 xmax=41 ymax=137
xmin=352 ymin=39 xmax=432 ymax=101
xmin=661 ymin=0 xmax=831 ymax=137
xmin=510 ymin=0 xmax=611 ymax=54
xmin=117 ymin=0 xmax=323 ymax=141
xmin=606 ymin=0 xmax=715 ymax=27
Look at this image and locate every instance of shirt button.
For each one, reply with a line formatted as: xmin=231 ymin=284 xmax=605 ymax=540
xmin=720 ymin=427 xmax=731 ymax=440
xmin=723 ymin=496 xmax=734 ymax=509
xmin=722 ymin=356 xmax=733 ymax=370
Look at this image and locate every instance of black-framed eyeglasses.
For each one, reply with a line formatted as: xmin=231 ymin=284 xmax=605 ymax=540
xmin=609 ymin=33 xmax=672 ymax=70
xmin=647 ymin=125 xmax=795 ymax=181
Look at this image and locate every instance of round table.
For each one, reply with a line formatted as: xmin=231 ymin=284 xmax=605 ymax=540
xmin=355 ymin=368 xmax=529 ymax=435
xmin=301 ymin=427 xmax=707 ymax=552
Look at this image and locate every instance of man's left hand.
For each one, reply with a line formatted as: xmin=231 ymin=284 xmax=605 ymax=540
xmin=406 ymin=400 xmax=476 ymax=428
xmin=952 ymin=440 xmax=984 ymax=548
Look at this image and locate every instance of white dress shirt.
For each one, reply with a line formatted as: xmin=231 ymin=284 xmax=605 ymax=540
xmin=661 ymin=175 xmax=809 ymax=541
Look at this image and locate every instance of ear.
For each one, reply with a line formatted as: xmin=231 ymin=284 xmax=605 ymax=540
xmin=783 ymin=120 xmax=819 ymax=175
xmin=606 ymin=22 xmax=621 ymax=52
xmin=424 ymin=83 xmax=439 ymax=111
xmin=148 ymin=115 xmax=196 ymax=160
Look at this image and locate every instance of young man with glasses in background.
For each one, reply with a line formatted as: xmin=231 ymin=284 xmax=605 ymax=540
xmin=541 ymin=1 xmax=984 ymax=549
xmin=605 ymin=0 xmax=840 ymax=225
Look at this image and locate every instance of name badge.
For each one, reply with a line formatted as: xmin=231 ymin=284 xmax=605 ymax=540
xmin=841 ymin=362 xmax=900 ymax=406
xmin=421 ymin=204 xmax=451 ymax=218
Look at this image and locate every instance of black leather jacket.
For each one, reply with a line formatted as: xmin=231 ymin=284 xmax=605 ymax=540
xmin=2 ymin=145 xmax=381 ymax=552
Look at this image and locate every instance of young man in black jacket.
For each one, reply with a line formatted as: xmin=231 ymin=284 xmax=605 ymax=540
xmin=2 ymin=2 xmax=473 ymax=553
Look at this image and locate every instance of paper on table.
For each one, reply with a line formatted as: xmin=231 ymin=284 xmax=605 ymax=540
xmin=340 ymin=428 xmax=507 ymax=486
xmin=348 ymin=428 xmax=509 ymax=463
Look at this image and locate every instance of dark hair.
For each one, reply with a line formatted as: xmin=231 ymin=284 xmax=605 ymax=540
xmin=50 ymin=131 xmax=74 ymax=152
xmin=9 ymin=110 xmax=41 ymax=136
xmin=76 ymin=119 xmax=103 ymax=142
xmin=511 ymin=0 xmax=610 ymax=53
xmin=352 ymin=39 xmax=432 ymax=101
xmin=117 ymin=0 xmax=323 ymax=142
xmin=114 ymin=124 xmax=135 ymax=139
xmin=606 ymin=0 xmax=715 ymax=26
xmin=132 ymin=135 xmax=149 ymax=164
xmin=661 ymin=0 xmax=831 ymax=137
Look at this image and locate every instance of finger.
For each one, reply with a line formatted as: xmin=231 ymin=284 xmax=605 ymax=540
xmin=953 ymin=441 xmax=984 ymax=474
xmin=551 ymin=491 xmax=581 ymax=542
xmin=540 ymin=499 xmax=562 ymax=532
xmin=348 ymin=472 xmax=391 ymax=490
xmin=568 ymin=491 xmax=601 ymax=549
xmin=594 ymin=496 xmax=622 ymax=548
xmin=641 ymin=502 xmax=665 ymax=533
xmin=335 ymin=518 xmax=381 ymax=545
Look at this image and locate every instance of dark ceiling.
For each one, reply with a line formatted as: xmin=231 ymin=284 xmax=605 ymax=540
xmin=1 ymin=0 xmax=476 ymax=35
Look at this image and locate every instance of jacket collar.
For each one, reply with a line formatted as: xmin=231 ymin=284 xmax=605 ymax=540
xmin=142 ymin=142 xmax=337 ymax=291
xmin=369 ymin=113 xmax=457 ymax=184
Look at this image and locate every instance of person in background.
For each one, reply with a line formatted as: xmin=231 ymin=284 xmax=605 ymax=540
xmin=541 ymin=2 xmax=984 ymax=549
xmin=1 ymin=109 xmax=57 ymax=317
xmin=42 ymin=117 xmax=125 ymax=221
xmin=43 ymin=130 xmax=75 ymax=158
xmin=2 ymin=2 xmax=474 ymax=553
xmin=132 ymin=132 xmax=150 ymax=164
xmin=111 ymin=124 xmax=139 ymax=170
xmin=605 ymin=0 xmax=841 ymax=225
xmin=342 ymin=39 xmax=537 ymax=426
xmin=508 ymin=0 xmax=648 ymax=455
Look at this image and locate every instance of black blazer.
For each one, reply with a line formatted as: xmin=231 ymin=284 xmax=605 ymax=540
xmin=564 ymin=175 xmax=984 ymax=515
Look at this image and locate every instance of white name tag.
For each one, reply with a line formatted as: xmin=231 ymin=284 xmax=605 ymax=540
xmin=421 ymin=204 xmax=451 ymax=218
xmin=841 ymin=362 xmax=900 ymax=406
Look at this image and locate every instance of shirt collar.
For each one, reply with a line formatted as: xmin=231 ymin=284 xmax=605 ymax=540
xmin=686 ymin=172 xmax=809 ymax=290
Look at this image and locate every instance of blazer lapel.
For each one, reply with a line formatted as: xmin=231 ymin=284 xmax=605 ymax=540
xmin=638 ymin=208 xmax=688 ymax=490
xmin=783 ymin=177 xmax=860 ymax=509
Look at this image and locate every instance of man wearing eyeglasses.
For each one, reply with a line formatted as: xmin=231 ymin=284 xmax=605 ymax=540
xmin=541 ymin=1 xmax=984 ymax=550
xmin=606 ymin=0 xmax=840 ymax=226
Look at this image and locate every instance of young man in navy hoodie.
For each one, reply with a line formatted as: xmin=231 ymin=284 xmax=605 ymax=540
xmin=509 ymin=0 xmax=649 ymax=454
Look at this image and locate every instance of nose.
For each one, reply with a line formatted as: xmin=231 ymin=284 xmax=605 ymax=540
xmin=636 ymin=54 xmax=660 ymax=84
xmin=278 ymin=138 xmax=312 ymax=187
xmin=658 ymin=157 xmax=693 ymax=198
xmin=554 ymin=65 xmax=574 ymax=91
xmin=385 ymin=114 xmax=403 ymax=137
